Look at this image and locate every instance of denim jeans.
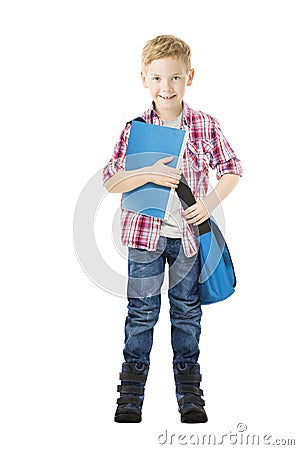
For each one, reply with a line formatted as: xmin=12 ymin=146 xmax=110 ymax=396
xmin=124 ymin=236 xmax=202 ymax=365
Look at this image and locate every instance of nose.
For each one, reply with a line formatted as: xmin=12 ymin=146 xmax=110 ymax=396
xmin=161 ymin=78 xmax=171 ymax=92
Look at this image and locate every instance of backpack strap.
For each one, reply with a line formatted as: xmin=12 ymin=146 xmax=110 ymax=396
xmin=126 ymin=116 xmax=146 ymax=125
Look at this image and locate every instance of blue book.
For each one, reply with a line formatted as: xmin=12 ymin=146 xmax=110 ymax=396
xmin=122 ymin=120 xmax=187 ymax=220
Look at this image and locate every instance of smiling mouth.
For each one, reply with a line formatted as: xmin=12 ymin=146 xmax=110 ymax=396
xmin=159 ymin=94 xmax=176 ymax=100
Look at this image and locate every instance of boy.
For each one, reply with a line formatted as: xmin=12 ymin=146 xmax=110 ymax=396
xmin=102 ymin=35 xmax=242 ymax=423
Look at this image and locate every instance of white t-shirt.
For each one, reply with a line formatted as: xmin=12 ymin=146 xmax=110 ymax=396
xmin=160 ymin=113 xmax=184 ymax=238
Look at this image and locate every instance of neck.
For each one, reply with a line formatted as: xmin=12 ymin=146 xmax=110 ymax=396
xmin=154 ymin=103 xmax=183 ymax=122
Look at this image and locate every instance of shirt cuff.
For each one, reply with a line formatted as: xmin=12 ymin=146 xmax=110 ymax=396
xmin=216 ymin=158 xmax=243 ymax=180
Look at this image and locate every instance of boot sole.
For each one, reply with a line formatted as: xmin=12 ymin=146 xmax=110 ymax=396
xmin=114 ymin=412 xmax=142 ymax=423
xmin=181 ymin=411 xmax=208 ymax=423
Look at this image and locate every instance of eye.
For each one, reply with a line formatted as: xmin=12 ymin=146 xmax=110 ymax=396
xmin=152 ymin=76 xmax=160 ymax=82
xmin=172 ymin=76 xmax=181 ymax=81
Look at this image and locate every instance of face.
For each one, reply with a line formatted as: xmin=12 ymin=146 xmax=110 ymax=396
xmin=141 ymin=57 xmax=194 ymax=121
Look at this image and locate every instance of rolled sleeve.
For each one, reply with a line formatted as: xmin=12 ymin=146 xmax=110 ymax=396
xmin=102 ymin=124 xmax=131 ymax=184
xmin=209 ymin=119 xmax=243 ymax=180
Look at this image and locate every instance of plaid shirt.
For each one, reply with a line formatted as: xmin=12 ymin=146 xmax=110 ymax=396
xmin=102 ymin=102 xmax=243 ymax=257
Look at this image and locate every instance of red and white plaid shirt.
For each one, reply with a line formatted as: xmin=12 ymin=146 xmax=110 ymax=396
xmin=102 ymin=102 xmax=243 ymax=257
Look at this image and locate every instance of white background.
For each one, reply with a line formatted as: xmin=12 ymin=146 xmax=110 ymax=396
xmin=1 ymin=0 xmax=298 ymax=449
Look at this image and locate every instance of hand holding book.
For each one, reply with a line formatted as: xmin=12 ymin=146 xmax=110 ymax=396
xmin=104 ymin=155 xmax=182 ymax=193
xmin=148 ymin=156 xmax=182 ymax=189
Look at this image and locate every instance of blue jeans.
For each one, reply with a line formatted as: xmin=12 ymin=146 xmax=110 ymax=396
xmin=124 ymin=237 xmax=202 ymax=365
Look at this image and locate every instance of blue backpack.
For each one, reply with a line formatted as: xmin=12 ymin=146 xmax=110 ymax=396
xmin=176 ymin=175 xmax=236 ymax=305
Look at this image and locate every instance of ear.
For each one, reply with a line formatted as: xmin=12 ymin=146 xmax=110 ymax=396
xmin=187 ymin=68 xmax=195 ymax=86
xmin=141 ymin=70 xmax=148 ymax=88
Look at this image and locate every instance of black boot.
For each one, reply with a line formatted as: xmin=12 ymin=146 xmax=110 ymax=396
xmin=173 ymin=362 xmax=208 ymax=423
xmin=114 ymin=362 xmax=149 ymax=423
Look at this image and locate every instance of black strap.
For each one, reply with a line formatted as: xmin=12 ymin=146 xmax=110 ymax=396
xmin=119 ymin=372 xmax=147 ymax=383
xmin=178 ymin=395 xmax=205 ymax=407
xmin=175 ymin=373 xmax=202 ymax=383
xmin=177 ymin=385 xmax=203 ymax=396
xmin=117 ymin=396 xmax=143 ymax=406
xmin=176 ymin=174 xmax=212 ymax=237
xmin=117 ymin=385 xmax=144 ymax=395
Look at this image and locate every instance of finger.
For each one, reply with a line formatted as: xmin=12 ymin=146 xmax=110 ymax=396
xmin=193 ymin=215 xmax=209 ymax=226
xmin=170 ymin=172 xmax=181 ymax=180
xmin=184 ymin=206 xmax=197 ymax=217
xmin=185 ymin=211 xmax=199 ymax=221
xmin=185 ymin=209 xmax=204 ymax=221
xmin=165 ymin=182 xmax=180 ymax=189
xmin=186 ymin=216 xmax=202 ymax=224
xmin=165 ymin=178 xmax=180 ymax=188
xmin=165 ymin=168 xmax=181 ymax=179
xmin=184 ymin=202 xmax=197 ymax=212
xmin=158 ymin=156 xmax=173 ymax=164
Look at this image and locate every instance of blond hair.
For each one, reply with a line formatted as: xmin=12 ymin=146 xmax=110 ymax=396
xmin=142 ymin=35 xmax=191 ymax=73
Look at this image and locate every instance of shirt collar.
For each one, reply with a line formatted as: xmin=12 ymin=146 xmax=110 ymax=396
xmin=147 ymin=100 xmax=192 ymax=127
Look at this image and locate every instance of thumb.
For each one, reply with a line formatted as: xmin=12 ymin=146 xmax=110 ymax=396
xmin=158 ymin=155 xmax=173 ymax=165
